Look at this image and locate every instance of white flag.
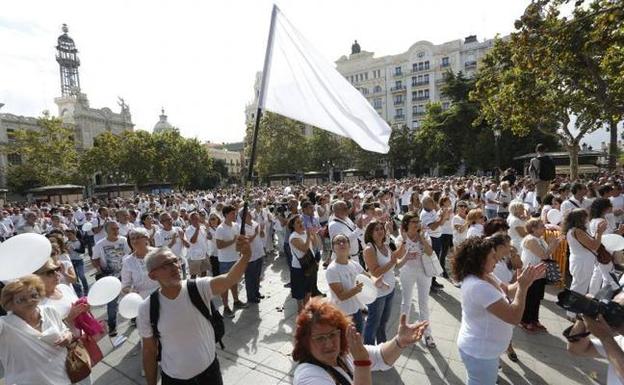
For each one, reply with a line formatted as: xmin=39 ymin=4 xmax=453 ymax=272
xmin=259 ymin=6 xmax=392 ymax=154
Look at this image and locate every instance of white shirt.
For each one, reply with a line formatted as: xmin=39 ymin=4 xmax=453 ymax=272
xmin=420 ymin=209 xmax=441 ymax=238
xmin=92 ymin=237 xmax=131 ymax=273
xmin=561 ymin=196 xmax=590 ymax=217
xmin=466 ymin=224 xmax=484 ymax=239
xmin=370 ymin=244 xmax=395 ymax=297
xmin=521 ymin=234 xmax=546 ymax=266
xmin=484 ymin=190 xmax=498 ymax=210
xmin=439 ymin=209 xmax=453 ymax=235
xmin=137 ymin=278 xmax=216 ymax=380
xmin=0 ymin=306 xmax=71 ymax=385
xmin=215 ymin=222 xmax=241 ymax=263
xmin=185 ymin=225 xmax=209 ymax=260
xmin=507 ymin=215 xmax=526 ymax=251
xmin=121 ymin=254 xmax=160 ymax=298
xmin=591 ymin=335 xmax=624 ymax=385
xmin=325 ymin=260 xmax=365 ymax=315
xmin=40 ymin=284 xmax=78 ymax=320
xmin=118 ymin=222 xmax=135 ymax=237
xmin=289 ymin=231 xmax=313 ymax=269
xmin=243 ymin=221 xmax=264 ymax=262
xmin=328 ymin=217 xmax=361 ymax=257
xmin=457 ymin=275 xmax=513 ymax=359
xmin=155 ymin=227 xmax=185 ymax=258
xmin=293 ymin=344 xmax=391 ymax=385
xmin=567 ymin=228 xmax=596 ymax=262
xmin=452 ymin=215 xmax=467 ymax=246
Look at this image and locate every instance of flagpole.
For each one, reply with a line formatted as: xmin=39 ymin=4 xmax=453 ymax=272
xmin=240 ymin=4 xmax=278 ymax=235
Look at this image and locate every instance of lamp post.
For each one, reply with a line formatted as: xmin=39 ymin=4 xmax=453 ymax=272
xmin=493 ymin=128 xmax=502 ymax=175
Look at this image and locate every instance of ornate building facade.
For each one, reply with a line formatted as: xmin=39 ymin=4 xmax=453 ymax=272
xmin=0 ymin=24 xmax=134 ymax=187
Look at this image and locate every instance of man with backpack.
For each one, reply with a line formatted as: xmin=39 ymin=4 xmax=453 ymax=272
xmin=137 ymin=237 xmax=252 ymax=385
xmin=529 ymin=143 xmax=556 ymax=205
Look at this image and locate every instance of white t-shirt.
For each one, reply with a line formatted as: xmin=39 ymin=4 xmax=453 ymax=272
xmin=457 ymin=275 xmax=513 ymax=359
xmin=591 ymin=335 xmax=624 ymax=385
xmin=215 ymin=222 xmax=241 ymax=263
xmin=466 ymin=224 xmax=484 ymax=239
xmin=507 ymin=215 xmax=526 ymax=251
xmin=0 ymin=306 xmax=71 ymax=385
xmin=439 ymin=209 xmax=453 ymax=235
xmin=493 ymin=260 xmax=513 ymax=284
xmin=137 ymin=278 xmax=216 ymax=380
xmin=118 ymin=222 xmax=135 ymax=237
xmin=121 ymin=254 xmax=160 ymax=298
xmin=244 ymin=222 xmax=264 ymax=262
xmin=185 ymin=225 xmax=209 ymax=260
xmin=325 ymin=260 xmax=365 ymax=315
xmin=92 ymin=237 xmax=131 ymax=273
xmin=369 ymin=244 xmax=395 ymax=297
xmin=521 ymin=234 xmax=546 ymax=266
xmin=155 ymin=227 xmax=185 ymax=258
xmin=484 ymin=190 xmax=498 ymax=211
xmin=40 ymin=283 xmax=78 ymax=319
xmin=452 ymin=215 xmax=467 ymax=246
xmin=293 ymin=344 xmax=391 ymax=385
xmin=289 ymin=231 xmax=313 ymax=269
xmin=420 ymin=209 xmax=441 ymax=238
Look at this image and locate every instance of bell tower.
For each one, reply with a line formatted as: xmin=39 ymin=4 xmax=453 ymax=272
xmin=56 ymin=24 xmax=81 ymax=96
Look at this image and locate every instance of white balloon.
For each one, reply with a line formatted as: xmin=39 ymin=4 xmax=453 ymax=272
xmin=355 ymin=274 xmax=377 ymax=305
xmin=0 ymin=233 xmax=52 ymax=281
xmin=546 ymin=209 xmax=563 ymax=225
xmin=82 ymin=222 xmax=93 ymax=232
xmin=118 ymin=293 xmax=143 ymax=319
xmin=88 ymin=277 xmax=122 ymax=306
xmin=602 ymin=234 xmax=624 ymax=252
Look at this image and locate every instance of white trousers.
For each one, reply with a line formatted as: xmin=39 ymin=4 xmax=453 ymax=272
xmin=399 ymin=264 xmax=432 ymax=336
xmin=568 ymin=255 xmax=595 ymax=318
xmin=589 ymin=261 xmax=617 ymax=296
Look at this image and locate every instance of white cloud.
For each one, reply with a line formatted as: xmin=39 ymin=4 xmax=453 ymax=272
xmin=2 ymin=0 xmax=607 ymax=146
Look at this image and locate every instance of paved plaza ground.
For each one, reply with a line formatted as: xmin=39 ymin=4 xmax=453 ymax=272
xmin=1 ymin=252 xmax=610 ymax=385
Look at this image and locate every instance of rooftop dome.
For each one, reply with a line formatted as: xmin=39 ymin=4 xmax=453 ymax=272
xmin=153 ymin=107 xmax=174 ymax=133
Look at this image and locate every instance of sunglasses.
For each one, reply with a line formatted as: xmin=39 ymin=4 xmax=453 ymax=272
xmin=332 ymin=238 xmax=349 ymax=245
xmin=14 ymin=290 xmax=41 ymax=305
xmin=43 ymin=266 xmax=62 ymax=276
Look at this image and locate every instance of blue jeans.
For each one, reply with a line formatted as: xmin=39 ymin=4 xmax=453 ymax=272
xmin=351 ymin=310 xmax=364 ymax=333
xmin=363 ymin=289 xmax=395 ymax=345
xmin=107 ymin=296 xmax=119 ymax=331
xmin=486 ymin=208 xmax=497 ymax=220
xmin=245 ymin=258 xmax=263 ymax=301
xmin=459 ymin=349 xmax=499 ymax=385
xmin=71 ymin=258 xmax=89 ymax=297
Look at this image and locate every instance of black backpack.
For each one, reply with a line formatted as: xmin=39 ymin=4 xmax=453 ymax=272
xmin=537 ymin=156 xmax=556 ymax=181
xmin=149 ymin=279 xmax=225 ymax=361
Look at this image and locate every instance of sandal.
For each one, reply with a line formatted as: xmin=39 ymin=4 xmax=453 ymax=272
xmin=424 ymin=335 xmax=437 ymax=349
xmin=534 ymin=322 xmax=548 ymax=333
xmin=519 ymin=322 xmax=538 ymax=334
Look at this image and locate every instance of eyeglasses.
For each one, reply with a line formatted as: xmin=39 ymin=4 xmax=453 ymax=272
xmin=155 ymin=259 xmax=179 ymax=271
xmin=14 ymin=290 xmax=41 ymax=305
xmin=332 ymin=238 xmax=349 ymax=245
xmin=310 ymin=329 xmax=341 ymax=344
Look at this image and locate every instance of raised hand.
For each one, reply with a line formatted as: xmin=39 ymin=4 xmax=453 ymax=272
xmin=346 ymin=325 xmax=368 ymax=361
xmin=396 ymin=314 xmax=429 ymax=347
xmin=516 ymin=263 xmax=547 ymax=289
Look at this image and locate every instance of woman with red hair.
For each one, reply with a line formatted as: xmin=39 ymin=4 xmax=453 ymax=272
xmin=292 ymin=298 xmax=428 ymax=385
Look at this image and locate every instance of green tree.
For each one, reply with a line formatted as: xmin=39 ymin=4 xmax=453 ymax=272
xmin=245 ymin=112 xmax=308 ymax=181
xmin=387 ymin=124 xmax=413 ymax=177
xmin=5 ymin=116 xmax=79 ymax=194
xmin=472 ymin=0 xmax=624 ymax=178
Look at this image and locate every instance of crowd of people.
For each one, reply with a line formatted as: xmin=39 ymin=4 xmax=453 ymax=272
xmin=1 ymin=145 xmax=624 ymax=384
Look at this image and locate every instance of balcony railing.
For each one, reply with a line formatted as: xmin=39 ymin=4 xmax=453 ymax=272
xmin=413 ymin=111 xmax=426 ymax=116
xmin=394 ymin=100 xmax=405 ymax=106
xmin=411 ymin=66 xmax=431 ymax=73
xmin=412 ymin=96 xmax=430 ymax=102
xmin=440 ymin=62 xmax=450 ymax=68
xmin=411 ymin=80 xmax=430 ymax=87
xmin=390 ymin=85 xmax=406 ymax=93
xmin=394 ymin=114 xmax=406 ymax=120
xmin=464 ymin=61 xmax=477 ymax=69
xmin=393 ymin=71 xmax=403 ymax=77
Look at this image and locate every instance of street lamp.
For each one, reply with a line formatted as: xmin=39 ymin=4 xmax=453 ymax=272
xmin=493 ymin=128 xmax=502 ymax=175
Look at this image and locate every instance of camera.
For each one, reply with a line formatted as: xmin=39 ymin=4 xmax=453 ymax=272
xmin=557 ymin=286 xmax=624 ymax=328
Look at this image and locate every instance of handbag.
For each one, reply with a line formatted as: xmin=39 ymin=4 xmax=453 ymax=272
xmin=81 ymin=334 xmax=103 ymax=366
xmin=544 ymin=259 xmax=562 ymax=285
xmin=66 ymin=339 xmax=92 ymax=383
xmin=299 ymin=249 xmax=319 ymax=277
xmin=421 ymin=252 xmax=444 ymax=277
